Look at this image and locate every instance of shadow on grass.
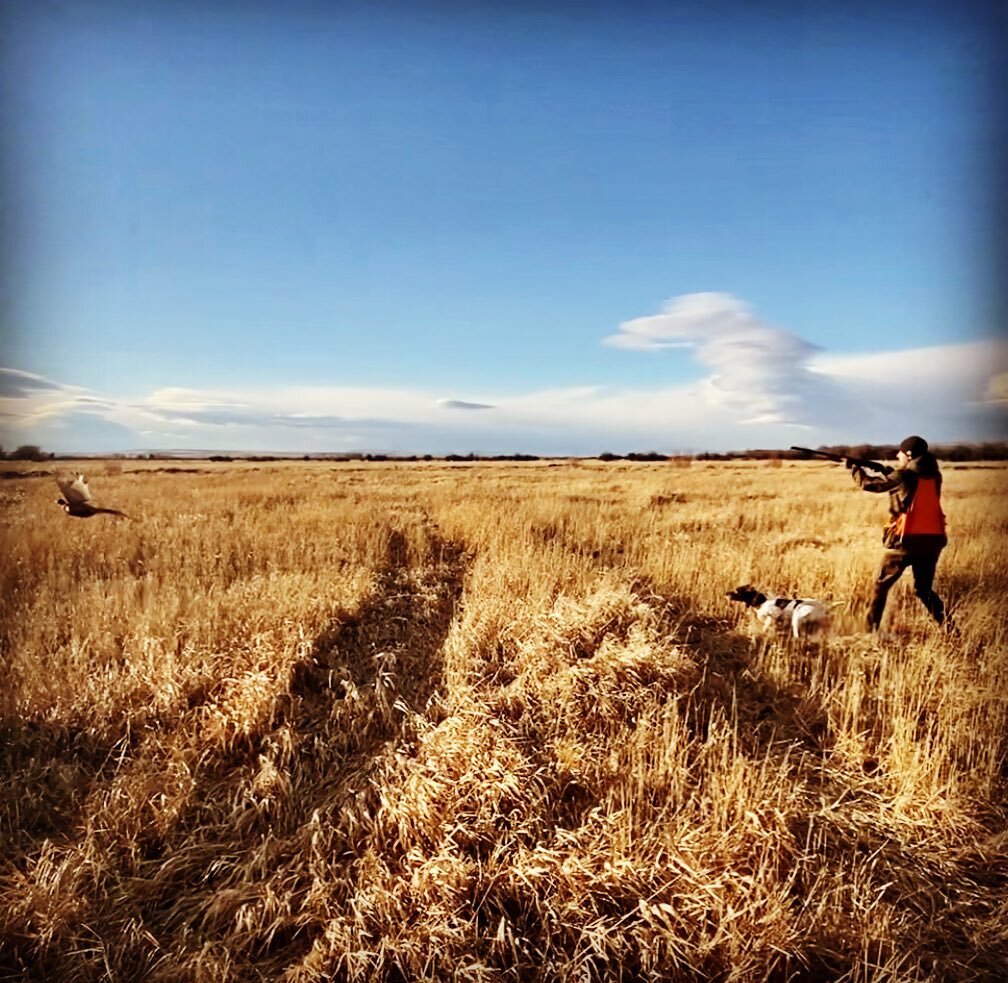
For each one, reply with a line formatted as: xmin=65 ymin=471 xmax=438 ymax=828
xmin=634 ymin=581 xmax=1008 ymax=981
xmin=0 ymin=720 xmax=120 ymax=861
xmin=634 ymin=582 xmax=833 ymax=760
xmin=0 ymin=521 xmax=468 ymax=981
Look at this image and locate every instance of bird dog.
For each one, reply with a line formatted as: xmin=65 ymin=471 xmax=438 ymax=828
xmin=726 ymin=584 xmax=830 ymax=639
xmin=55 ymin=473 xmax=128 ymax=519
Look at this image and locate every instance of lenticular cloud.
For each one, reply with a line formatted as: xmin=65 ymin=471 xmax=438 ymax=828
xmin=604 ymin=292 xmax=830 ymax=427
xmin=605 ymin=292 xmax=760 ymax=351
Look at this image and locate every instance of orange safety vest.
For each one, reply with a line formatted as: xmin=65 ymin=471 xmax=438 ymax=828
xmin=895 ymin=476 xmax=946 ymax=537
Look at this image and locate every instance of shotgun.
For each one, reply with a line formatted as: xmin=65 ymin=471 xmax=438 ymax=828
xmin=790 ymin=446 xmax=894 ymax=475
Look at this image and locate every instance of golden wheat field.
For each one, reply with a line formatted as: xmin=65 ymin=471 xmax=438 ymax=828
xmin=0 ymin=458 xmax=1006 ymax=981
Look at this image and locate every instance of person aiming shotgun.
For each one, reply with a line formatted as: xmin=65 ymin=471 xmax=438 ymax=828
xmin=795 ymin=438 xmax=949 ymax=632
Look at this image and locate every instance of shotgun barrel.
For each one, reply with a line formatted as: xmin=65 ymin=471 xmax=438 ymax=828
xmin=790 ymin=446 xmax=894 ymax=475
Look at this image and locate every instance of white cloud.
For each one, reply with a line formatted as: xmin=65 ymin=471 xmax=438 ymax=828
xmin=605 ymin=292 xmax=833 ymax=427
xmin=604 ymin=292 xmax=755 ymax=351
xmin=600 ymin=293 xmax=1007 ymax=443
xmin=985 ymin=372 xmax=1008 ymax=405
xmin=2 ymin=293 xmax=1005 ymax=453
xmin=811 ymin=339 xmax=1006 ymax=398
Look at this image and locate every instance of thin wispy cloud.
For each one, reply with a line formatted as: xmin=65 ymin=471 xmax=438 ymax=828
xmin=0 ymin=370 xmax=112 ymax=430
xmin=75 ymin=396 xmax=117 ymax=407
xmin=0 ymin=368 xmax=65 ymax=398
xmin=438 ymin=399 xmax=496 ymax=411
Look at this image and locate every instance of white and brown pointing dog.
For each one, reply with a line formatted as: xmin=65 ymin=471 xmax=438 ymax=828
xmin=727 ymin=584 xmax=831 ymax=639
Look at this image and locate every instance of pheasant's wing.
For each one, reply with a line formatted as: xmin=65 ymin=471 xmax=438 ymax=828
xmin=56 ymin=472 xmax=92 ymax=504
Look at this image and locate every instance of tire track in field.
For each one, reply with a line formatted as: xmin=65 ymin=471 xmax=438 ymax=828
xmin=151 ymin=514 xmax=470 ymax=977
xmin=246 ymin=515 xmax=468 ymax=974
xmin=0 ymin=720 xmax=123 ymax=864
xmin=0 ymin=513 xmax=469 ymax=982
xmin=291 ymin=518 xmax=463 ymax=731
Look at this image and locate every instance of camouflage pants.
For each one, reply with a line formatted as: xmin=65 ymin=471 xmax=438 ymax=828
xmin=868 ymin=546 xmax=945 ymax=631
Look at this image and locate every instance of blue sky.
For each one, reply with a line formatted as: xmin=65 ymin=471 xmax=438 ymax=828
xmin=2 ymin=0 xmax=1005 ymax=454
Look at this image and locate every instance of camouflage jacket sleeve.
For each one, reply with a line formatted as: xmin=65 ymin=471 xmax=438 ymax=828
xmin=850 ymin=466 xmax=917 ymax=519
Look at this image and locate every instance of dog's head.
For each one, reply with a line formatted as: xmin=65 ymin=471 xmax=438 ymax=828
xmin=726 ymin=584 xmax=767 ymax=608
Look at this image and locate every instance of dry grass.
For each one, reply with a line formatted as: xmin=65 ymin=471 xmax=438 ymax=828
xmin=0 ymin=459 xmax=1005 ymax=981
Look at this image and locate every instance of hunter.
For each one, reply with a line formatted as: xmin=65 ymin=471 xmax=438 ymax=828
xmin=847 ymin=435 xmax=949 ymax=633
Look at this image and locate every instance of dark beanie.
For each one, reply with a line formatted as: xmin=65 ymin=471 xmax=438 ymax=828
xmin=899 ymin=435 xmax=928 ymax=458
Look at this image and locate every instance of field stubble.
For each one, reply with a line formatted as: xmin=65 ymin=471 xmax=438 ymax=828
xmin=0 ymin=459 xmax=1006 ymax=981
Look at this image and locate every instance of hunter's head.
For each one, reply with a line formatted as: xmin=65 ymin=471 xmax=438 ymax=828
xmin=898 ymin=435 xmax=928 ymax=465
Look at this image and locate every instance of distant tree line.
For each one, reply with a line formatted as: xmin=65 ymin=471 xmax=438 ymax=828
xmin=599 ymin=451 xmax=683 ymax=462
xmin=0 ymin=445 xmax=55 ymax=462
xmin=5 ymin=442 xmax=1007 ymax=463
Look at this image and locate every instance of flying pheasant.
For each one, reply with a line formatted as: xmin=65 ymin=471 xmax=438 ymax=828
xmin=55 ymin=473 xmax=128 ymax=519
